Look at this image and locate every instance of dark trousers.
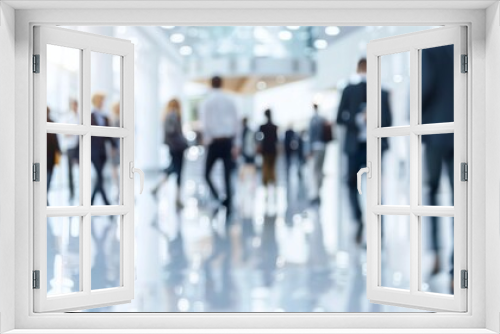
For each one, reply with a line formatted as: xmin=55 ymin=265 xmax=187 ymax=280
xmin=47 ymin=168 xmax=54 ymax=206
xmin=347 ymin=143 xmax=367 ymax=228
xmin=425 ymin=144 xmax=454 ymax=251
xmin=91 ymin=159 xmax=110 ymax=205
xmin=165 ymin=150 xmax=184 ymax=187
xmin=67 ymin=146 xmax=79 ymax=200
xmin=205 ymin=139 xmax=233 ymax=209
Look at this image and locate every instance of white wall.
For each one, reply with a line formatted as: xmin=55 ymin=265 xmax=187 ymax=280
xmin=485 ymin=2 xmax=500 ymax=332
xmin=0 ymin=2 xmax=16 ymax=332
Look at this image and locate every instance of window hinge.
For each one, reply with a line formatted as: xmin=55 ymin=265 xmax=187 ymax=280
xmin=33 ymin=270 xmax=40 ymax=289
xmin=461 ymin=162 xmax=468 ymax=181
xmin=461 ymin=270 xmax=468 ymax=289
xmin=33 ymin=54 xmax=40 ymax=73
xmin=461 ymin=54 xmax=468 ymax=73
xmin=33 ymin=163 xmax=40 ymax=182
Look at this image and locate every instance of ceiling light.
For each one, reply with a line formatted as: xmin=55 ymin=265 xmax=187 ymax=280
xmin=256 ymin=81 xmax=267 ymax=90
xmin=325 ymin=26 xmax=340 ymax=36
xmin=314 ymin=39 xmax=328 ymax=49
xmin=179 ymin=45 xmax=193 ymax=56
xmin=170 ymin=33 xmax=185 ymax=43
xmin=286 ymin=26 xmax=300 ymax=30
xmin=161 ymin=26 xmax=175 ymax=29
xmin=278 ymin=30 xmax=293 ymax=41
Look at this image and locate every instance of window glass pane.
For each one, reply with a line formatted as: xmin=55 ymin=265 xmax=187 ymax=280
xmin=91 ymin=215 xmax=121 ymax=290
xmin=421 ymin=45 xmax=454 ymax=124
xmin=381 ymin=136 xmax=410 ymax=205
xmin=380 ymin=51 xmax=409 ymax=127
xmin=91 ymin=136 xmax=120 ymax=206
xmin=47 ymin=216 xmax=80 ymax=296
xmin=91 ymin=52 xmax=121 ymax=128
xmin=421 ymin=134 xmax=454 ymax=206
xmin=47 ymin=44 xmax=81 ymax=124
xmin=47 ymin=134 xmax=80 ymax=206
xmin=380 ymin=215 xmax=410 ymax=290
xmin=420 ymin=216 xmax=454 ymax=295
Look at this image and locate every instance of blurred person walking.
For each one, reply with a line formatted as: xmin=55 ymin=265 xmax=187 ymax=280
xmin=257 ymin=109 xmax=279 ymax=204
xmin=308 ymin=104 xmax=331 ymax=204
xmin=90 ymin=92 xmax=117 ymax=205
xmin=47 ymin=106 xmax=61 ymax=206
xmin=110 ymin=102 xmax=121 ymax=203
xmin=336 ymin=58 xmax=392 ymax=244
xmin=284 ymin=124 xmax=299 ymax=182
xmin=152 ymin=98 xmax=188 ymax=209
xmin=200 ymin=76 xmax=240 ymax=215
xmin=64 ymin=99 xmax=80 ymax=203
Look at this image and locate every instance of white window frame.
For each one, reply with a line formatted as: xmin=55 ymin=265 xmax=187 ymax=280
xmin=365 ymin=26 xmax=467 ymax=312
xmin=11 ymin=5 xmax=487 ymax=333
xmin=33 ymin=25 xmax=136 ymax=312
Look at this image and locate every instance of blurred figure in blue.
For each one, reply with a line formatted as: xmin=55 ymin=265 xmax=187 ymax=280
xmin=201 ymin=76 xmax=240 ymax=215
xmin=308 ymin=104 xmax=331 ymax=204
xmin=240 ymin=117 xmax=257 ymax=172
xmin=64 ymin=99 xmax=80 ymax=203
xmin=239 ymin=117 xmax=257 ymax=253
xmin=152 ymin=98 xmax=188 ymax=209
xmin=421 ymin=45 xmax=454 ymax=277
xmin=90 ymin=93 xmax=117 ymax=205
xmin=336 ymin=58 xmax=392 ymax=244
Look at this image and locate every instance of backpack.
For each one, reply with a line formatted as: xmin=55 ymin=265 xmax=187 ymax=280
xmin=321 ymin=121 xmax=334 ymax=143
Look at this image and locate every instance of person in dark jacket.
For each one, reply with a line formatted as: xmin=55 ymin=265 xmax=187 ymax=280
xmin=421 ymin=45 xmax=455 ymax=277
xmin=90 ymin=93 xmax=117 ymax=205
xmin=284 ymin=124 xmax=299 ymax=182
xmin=47 ymin=106 xmax=61 ymax=205
xmin=152 ymin=98 xmax=188 ymax=209
xmin=258 ymin=109 xmax=279 ymax=201
xmin=336 ymin=58 xmax=392 ymax=244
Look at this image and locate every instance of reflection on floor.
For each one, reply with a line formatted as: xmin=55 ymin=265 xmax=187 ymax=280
xmin=47 ymin=142 xmax=454 ymax=312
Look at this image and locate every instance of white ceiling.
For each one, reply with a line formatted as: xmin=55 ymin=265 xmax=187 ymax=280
xmin=4 ymin=0 xmax=497 ymax=10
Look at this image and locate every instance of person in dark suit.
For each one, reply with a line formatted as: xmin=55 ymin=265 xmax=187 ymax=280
xmin=336 ymin=58 xmax=392 ymax=244
xmin=258 ymin=109 xmax=279 ymax=202
xmin=421 ymin=45 xmax=454 ymax=276
xmin=90 ymin=93 xmax=117 ymax=205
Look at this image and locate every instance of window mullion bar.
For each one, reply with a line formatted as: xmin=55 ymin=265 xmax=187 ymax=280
xmin=373 ymin=126 xmax=411 ymax=137
xmin=409 ymin=47 xmax=420 ymax=295
xmin=90 ymin=205 xmax=129 ymax=216
xmin=413 ymin=122 xmax=454 ymax=135
xmin=82 ymin=48 xmax=92 ymax=294
xmin=89 ymin=126 xmax=129 ymax=138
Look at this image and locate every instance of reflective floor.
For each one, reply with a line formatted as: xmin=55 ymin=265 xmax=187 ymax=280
xmin=47 ymin=138 xmax=454 ymax=312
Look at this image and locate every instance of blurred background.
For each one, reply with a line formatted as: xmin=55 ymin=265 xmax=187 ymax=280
xmin=44 ymin=25 xmax=455 ymax=312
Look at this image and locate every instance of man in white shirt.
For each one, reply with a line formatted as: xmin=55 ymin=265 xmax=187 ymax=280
xmin=200 ymin=76 xmax=240 ymax=214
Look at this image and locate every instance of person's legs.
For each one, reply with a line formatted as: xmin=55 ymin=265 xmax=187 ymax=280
xmin=262 ymin=154 xmax=270 ymax=187
xmin=268 ymin=153 xmax=277 ymax=186
xmin=91 ymin=160 xmax=110 ymax=205
xmin=312 ymin=149 xmax=326 ymax=200
xmin=172 ymin=150 xmax=184 ymax=208
xmin=205 ymin=141 xmax=220 ymax=201
xmin=425 ymin=144 xmax=443 ymax=274
xmin=347 ymin=145 xmax=366 ymax=244
xmin=221 ymin=139 xmax=233 ymax=210
xmin=67 ymin=149 xmax=75 ymax=201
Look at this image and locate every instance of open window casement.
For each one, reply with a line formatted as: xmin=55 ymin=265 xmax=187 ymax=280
xmin=33 ymin=26 xmax=142 ymax=312
xmin=361 ymin=26 xmax=467 ymax=312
